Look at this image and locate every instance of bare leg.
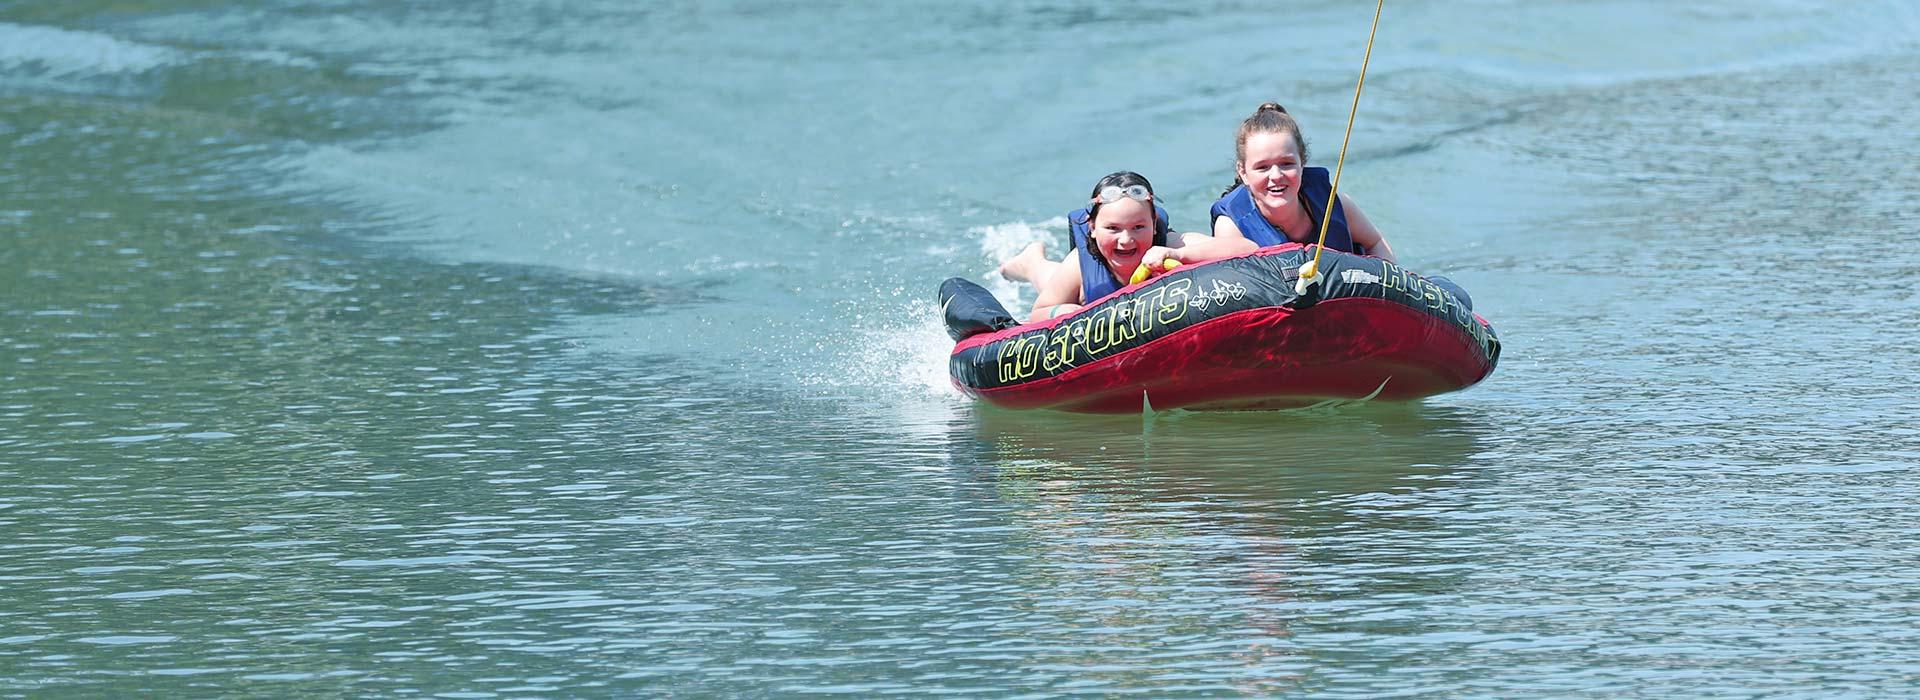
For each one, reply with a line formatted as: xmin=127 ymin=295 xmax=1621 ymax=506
xmin=997 ymin=241 xmax=1064 ymax=286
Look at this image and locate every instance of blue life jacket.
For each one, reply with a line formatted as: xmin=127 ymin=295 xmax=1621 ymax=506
xmin=1067 ymin=205 xmax=1170 ymax=303
xmin=1209 ymin=167 xmax=1360 ymax=253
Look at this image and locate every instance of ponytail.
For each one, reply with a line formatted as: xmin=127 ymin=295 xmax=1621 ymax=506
xmin=1224 ymin=102 xmax=1308 ymax=195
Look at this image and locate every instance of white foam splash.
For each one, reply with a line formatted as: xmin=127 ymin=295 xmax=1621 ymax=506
xmin=798 ymin=294 xmax=958 ymax=400
xmin=0 ymin=22 xmax=180 ymax=76
xmin=972 ymin=216 xmax=1065 ymax=312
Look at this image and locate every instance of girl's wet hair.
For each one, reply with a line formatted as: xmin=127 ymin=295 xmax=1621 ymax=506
xmin=1086 ymin=170 xmax=1155 ymax=225
xmin=1081 ymin=170 xmax=1155 ymax=270
xmin=1222 ymin=102 xmax=1308 ymax=196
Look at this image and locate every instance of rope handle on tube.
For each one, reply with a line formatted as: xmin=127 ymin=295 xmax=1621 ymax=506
xmin=1300 ymin=0 xmax=1385 ymax=296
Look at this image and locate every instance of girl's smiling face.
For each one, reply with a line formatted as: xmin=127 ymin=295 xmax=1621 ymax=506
xmin=1089 ymin=197 xmax=1156 ymax=275
xmin=1237 ymin=130 xmax=1305 ymax=215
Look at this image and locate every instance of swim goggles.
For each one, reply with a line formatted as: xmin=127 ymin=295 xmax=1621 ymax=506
xmin=1092 ymin=184 xmax=1152 ymax=204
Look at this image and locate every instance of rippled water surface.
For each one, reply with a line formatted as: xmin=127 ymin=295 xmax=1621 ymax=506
xmin=4 ymin=1 xmax=1919 ymax=696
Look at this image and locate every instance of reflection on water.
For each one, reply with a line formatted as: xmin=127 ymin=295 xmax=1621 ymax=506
xmin=970 ymin=404 xmax=1482 ymax=495
xmin=942 ymin=406 xmax=1491 ymax=694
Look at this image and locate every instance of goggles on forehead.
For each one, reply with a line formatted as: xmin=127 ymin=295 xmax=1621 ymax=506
xmin=1093 ymin=184 xmax=1152 ymax=205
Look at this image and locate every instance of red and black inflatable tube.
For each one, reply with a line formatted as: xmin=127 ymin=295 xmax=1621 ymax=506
xmin=939 ymin=244 xmax=1500 ymax=413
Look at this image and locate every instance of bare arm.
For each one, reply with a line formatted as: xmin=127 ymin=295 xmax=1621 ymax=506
xmin=1211 ymin=214 xmax=1257 ymax=247
xmin=1339 ymin=193 xmax=1397 ymax=263
xmin=1172 ymin=227 xmax=1257 ymax=263
xmin=1028 ymin=258 xmax=1084 ymax=322
xmin=1142 ymin=228 xmax=1258 ymax=272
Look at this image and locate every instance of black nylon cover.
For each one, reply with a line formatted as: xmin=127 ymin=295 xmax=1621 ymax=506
xmin=938 ymin=277 xmax=1020 ymax=341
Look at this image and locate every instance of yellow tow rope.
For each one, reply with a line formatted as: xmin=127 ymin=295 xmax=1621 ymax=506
xmin=1302 ymin=0 xmax=1386 ymax=289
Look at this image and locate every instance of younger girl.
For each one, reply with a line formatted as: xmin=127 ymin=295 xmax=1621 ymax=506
xmin=1028 ymin=172 xmax=1216 ymax=321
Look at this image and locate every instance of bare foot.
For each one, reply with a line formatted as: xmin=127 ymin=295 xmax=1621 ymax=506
xmin=997 ymin=241 xmax=1048 ymax=283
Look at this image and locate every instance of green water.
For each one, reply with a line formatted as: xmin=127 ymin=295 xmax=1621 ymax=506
xmin=4 ymin=1 xmax=1920 ymax=696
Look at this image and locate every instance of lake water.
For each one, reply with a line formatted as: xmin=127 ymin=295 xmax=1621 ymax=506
xmin=4 ymin=1 xmax=1919 ymax=696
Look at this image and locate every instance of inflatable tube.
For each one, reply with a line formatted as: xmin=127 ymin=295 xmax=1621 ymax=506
xmin=941 ymin=244 xmax=1500 ymax=413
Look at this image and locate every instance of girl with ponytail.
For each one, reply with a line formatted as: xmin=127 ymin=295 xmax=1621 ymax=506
xmin=1208 ymin=102 xmax=1397 ymax=262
